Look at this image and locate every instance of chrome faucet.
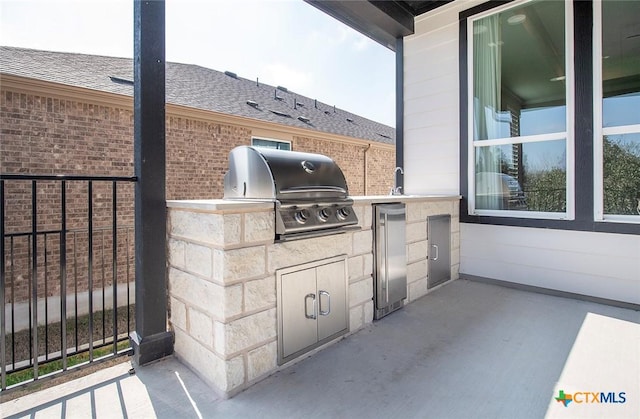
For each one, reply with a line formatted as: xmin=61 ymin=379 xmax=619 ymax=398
xmin=390 ymin=166 xmax=404 ymax=195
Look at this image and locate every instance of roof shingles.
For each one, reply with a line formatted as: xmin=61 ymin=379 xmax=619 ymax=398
xmin=0 ymin=46 xmax=395 ymax=144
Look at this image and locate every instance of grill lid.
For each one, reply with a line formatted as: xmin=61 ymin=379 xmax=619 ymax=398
xmin=223 ymin=146 xmax=350 ymax=201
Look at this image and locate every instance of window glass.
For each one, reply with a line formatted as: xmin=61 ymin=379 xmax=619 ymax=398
xmin=602 ymin=1 xmax=640 ymax=128
xmin=475 ymin=140 xmax=566 ymax=212
xmin=252 ymin=138 xmax=291 ymax=150
xmin=472 ymin=0 xmax=566 ymax=141
xmin=470 ymin=0 xmax=569 ymax=216
xmin=603 ymin=133 xmax=640 ymax=215
xmin=601 ymin=0 xmax=640 ymax=217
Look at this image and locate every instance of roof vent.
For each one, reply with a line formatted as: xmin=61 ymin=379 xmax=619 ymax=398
xmin=346 ymin=118 xmax=354 ymax=123
xmin=109 ymin=76 xmax=134 ymax=85
xmin=276 ymin=86 xmax=288 ymax=93
xmin=297 ymin=116 xmax=311 ymax=124
xmin=224 ymin=71 xmax=238 ymax=79
xmin=378 ymin=133 xmax=392 ymax=139
xmin=324 ymin=110 xmax=332 ymax=115
xmin=246 ymin=100 xmax=259 ymax=108
xmin=269 ymin=109 xmax=291 ymax=118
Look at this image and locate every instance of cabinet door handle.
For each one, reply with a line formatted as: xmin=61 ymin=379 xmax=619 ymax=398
xmin=318 ymin=290 xmax=330 ymax=316
xmin=304 ymin=293 xmax=317 ymax=319
xmin=432 ymin=244 xmax=439 ymax=261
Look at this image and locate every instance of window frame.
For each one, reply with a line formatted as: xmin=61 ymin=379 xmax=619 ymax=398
xmin=251 ymin=137 xmax=292 ymax=151
xmin=593 ymin=0 xmax=640 ymax=224
xmin=466 ymin=0 xmax=575 ymax=220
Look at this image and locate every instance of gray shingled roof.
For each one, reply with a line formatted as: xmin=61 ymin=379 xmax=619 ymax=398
xmin=0 ymin=46 xmax=395 ymax=145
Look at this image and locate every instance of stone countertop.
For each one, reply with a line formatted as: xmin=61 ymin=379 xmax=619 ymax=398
xmin=166 ymin=195 xmax=460 ymax=211
xmin=350 ymin=195 xmax=461 ymax=204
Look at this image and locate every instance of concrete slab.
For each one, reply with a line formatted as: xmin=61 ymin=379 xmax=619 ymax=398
xmin=2 ymin=279 xmax=638 ymax=418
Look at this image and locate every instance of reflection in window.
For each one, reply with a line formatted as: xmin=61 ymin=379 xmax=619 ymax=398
xmin=604 ymin=134 xmax=640 ymax=215
xmin=472 ymin=1 xmax=566 ymax=141
xmin=470 ymin=0 xmax=569 ymax=216
xmin=600 ymin=0 xmax=640 ymax=217
xmin=475 ymin=141 xmax=566 ymax=212
xmin=252 ymin=138 xmax=291 ymax=150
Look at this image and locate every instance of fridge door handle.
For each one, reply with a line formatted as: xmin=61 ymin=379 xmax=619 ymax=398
xmin=304 ymin=293 xmax=317 ymax=319
xmin=432 ymin=244 xmax=439 ymax=261
xmin=384 ymin=213 xmax=390 ymax=303
xmin=318 ymin=290 xmax=330 ymax=316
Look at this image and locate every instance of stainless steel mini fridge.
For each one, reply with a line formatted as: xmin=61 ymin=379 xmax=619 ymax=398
xmin=373 ymin=203 xmax=407 ymax=320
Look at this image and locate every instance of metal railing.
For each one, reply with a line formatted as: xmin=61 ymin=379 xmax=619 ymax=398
xmin=1 ymin=174 xmax=137 ymax=391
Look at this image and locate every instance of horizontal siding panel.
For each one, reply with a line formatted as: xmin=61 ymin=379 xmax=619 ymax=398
xmin=463 ymin=224 xmax=640 ymax=259
xmin=405 ymin=106 xmax=457 ymax=129
xmin=461 ymin=256 xmax=640 ymax=304
xmin=405 ymin=25 xmax=459 ymax=58
xmin=405 ymin=67 xmax=458 ymax=100
xmin=462 ymin=232 xmax=636 ymax=280
xmin=460 ymin=224 xmax=640 ymax=304
xmin=404 ymin=42 xmax=457 ymax=78
xmin=405 ymin=90 xmax=457 ymax=118
xmin=405 ymin=171 xmax=459 ymax=195
xmin=405 ymin=123 xmax=457 ymax=143
xmin=413 ymin=0 xmax=481 ymax=34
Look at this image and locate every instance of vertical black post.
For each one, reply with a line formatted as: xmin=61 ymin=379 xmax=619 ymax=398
xmin=1 ymin=180 xmax=6 ymax=390
xmin=130 ymin=0 xmax=174 ymax=366
xmin=395 ymin=37 xmax=404 ymax=190
xmin=573 ymin=0 xmax=594 ymax=228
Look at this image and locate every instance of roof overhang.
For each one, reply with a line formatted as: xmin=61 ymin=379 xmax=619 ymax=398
xmin=304 ymin=0 xmax=452 ymax=51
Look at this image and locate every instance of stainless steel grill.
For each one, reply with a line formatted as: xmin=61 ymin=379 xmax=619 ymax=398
xmin=223 ymin=146 xmax=359 ymax=241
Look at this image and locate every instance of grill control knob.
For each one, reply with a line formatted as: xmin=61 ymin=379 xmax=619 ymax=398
xmin=294 ymin=209 xmax=311 ymax=224
xmin=318 ymin=208 xmax=331 ymax=222
xmin=336 ymin=207 xmax=351 ymax=220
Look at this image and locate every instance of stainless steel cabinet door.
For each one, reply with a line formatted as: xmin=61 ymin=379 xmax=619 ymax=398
xmin=428 ymin=214 xmax=451 ymax=289
xmin=375 ymin=204 xmax=407 ymax=310
xmin=316 ymin=259 xmax=348 ymax=342
xmin=280 ymin=268 xmax=318 ymax=359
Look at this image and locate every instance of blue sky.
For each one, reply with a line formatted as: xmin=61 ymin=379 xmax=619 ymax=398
xmin=0 ymin=0 xmax=396 ymax=127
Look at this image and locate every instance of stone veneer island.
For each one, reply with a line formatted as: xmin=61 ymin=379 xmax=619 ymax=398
xmin=166 ymin=195 xmax=460 ymax=398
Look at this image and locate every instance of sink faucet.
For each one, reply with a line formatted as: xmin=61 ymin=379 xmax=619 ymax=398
xmin=391 ymin=166 xmax=404 ymax=195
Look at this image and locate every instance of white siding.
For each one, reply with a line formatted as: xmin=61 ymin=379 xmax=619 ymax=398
xmin=403 ymin=1 xmax=483 ymax=195
xmin=404 ymin=0 xmax=640 ymax=304
xmin=460 ymin=224 xmax=640 ymax=304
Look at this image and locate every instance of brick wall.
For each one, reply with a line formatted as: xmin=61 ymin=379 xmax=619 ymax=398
xmin=1 ymin=85 xmax=394 ymax=303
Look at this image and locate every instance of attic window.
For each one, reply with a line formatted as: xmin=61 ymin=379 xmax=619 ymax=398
xmin=224 ymin=71 xmax=238 ymax=79
xmin=297 ymin=116 xmax=311 ymax=124
xmin=109 ymin=76 xmax=133 ymax=85
xmin=246 ymin=100 xmax=259 ymax=108
xmin=269 ymin=109 xmax=291 ymax=118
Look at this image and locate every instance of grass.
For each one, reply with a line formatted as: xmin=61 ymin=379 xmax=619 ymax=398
xmin=5 ymin=340 xmax=131 ymax=387
xmin=3 ymin=304 xmax=135 ymax=388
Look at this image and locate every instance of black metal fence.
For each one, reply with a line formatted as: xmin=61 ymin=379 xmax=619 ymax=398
xmin=1 ymin=174 xmax=136 ymax=391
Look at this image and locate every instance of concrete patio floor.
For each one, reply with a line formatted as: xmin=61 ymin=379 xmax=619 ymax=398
xmin=2 ymin=279 xmax=639 ymax=419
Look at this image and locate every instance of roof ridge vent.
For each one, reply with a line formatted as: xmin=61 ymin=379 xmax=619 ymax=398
xmin=224 ymin=71 xmax=238 ymax=79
